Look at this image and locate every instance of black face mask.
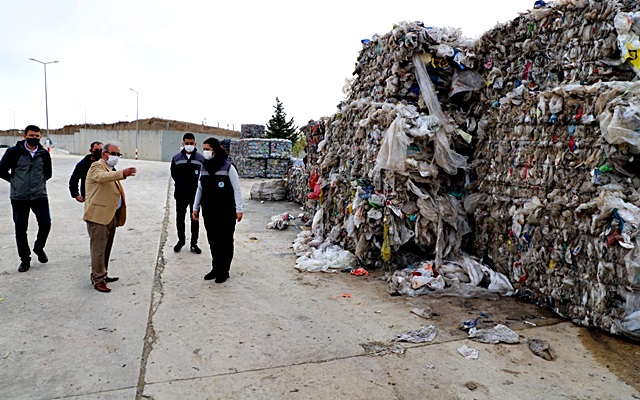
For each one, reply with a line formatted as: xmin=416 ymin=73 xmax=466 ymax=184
xmin=92 ymin=150 xmax=102 ymax=159
xmin=26 ymin=137 xmax=40 ymax=147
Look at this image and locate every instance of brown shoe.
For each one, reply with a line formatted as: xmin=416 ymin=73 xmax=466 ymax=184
xmin=94 ymin=282 xmax=111 ymax=293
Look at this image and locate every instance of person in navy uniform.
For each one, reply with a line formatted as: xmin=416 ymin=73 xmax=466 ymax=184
xmin=69 ymin=141 xmax=103 ymax=203
xmin=192 ymin=137 xmax=243 ymax=283
xmin=170 ymin=133 xmax=205 ymax=254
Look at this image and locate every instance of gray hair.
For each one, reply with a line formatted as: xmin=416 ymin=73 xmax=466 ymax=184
xmin=103 ymin=143 xmax=119 ymax=153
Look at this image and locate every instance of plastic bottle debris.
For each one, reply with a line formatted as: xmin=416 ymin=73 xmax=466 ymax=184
xmin=396 ymin=325 xmax=437 ymax=343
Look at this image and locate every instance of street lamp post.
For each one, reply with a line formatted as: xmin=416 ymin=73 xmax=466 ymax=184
xmin=9 ymin=109 xmax=15 ymax=143
xmin=28 ymin=58 xmax=58 ymax=142
xmin=130 ymin=88 xmax=139 ymax=160
xmin=78 ymin=103 xmax=86 ymax=128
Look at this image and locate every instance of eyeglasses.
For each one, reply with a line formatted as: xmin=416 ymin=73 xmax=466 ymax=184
xmin=105 ymin=151 xmax=122 ymax=157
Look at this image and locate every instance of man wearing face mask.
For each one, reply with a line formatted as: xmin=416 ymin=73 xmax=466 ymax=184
xmin=83 ymin=143 xmax=137 ymax=293
xmin=69 ymin=141 xmax=103 ymax=203
xmin=170 ymin=133 xmax=205 ymax=254
xmin=0 ymin=125 xmax=52 ymax=272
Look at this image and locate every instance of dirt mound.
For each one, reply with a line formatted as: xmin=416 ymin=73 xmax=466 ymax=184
xmin=0 ymin=118 xmax=240 ymax=137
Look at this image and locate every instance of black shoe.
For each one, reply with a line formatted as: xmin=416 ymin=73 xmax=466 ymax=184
xmin=204 ymin=270 xmax=216 ymax=280
xmin=215 ymin=273 xmax=229 ymax=284
xmin=105 ymin=276 xmax=119 ymax=283
xmin=33 ymin=248 xmax=48 ymax=263
xmin=18 ymin=260 xmax=31 ymax=272
xmin=174 ymin=241 xmax=185 ymax=252
xmin=190 ymin=245 xmax=202 ymax=254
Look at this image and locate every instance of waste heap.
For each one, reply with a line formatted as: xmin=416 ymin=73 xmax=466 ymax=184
xmin=235 ymin=139 xmax=292 ymax=178
xmin=313 ymin=21 xmax=482 ymax=269
xmin=285 ymin=119 xmax=327 ymax=207
xmin=468 ymin=0 xmax=640 ymax=338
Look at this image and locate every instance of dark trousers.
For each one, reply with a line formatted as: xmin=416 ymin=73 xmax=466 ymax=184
xmin=11 ymin=197 xmax=51 ymax=262
xmin=202 ymin=207 xmax=236 ymax=277
xmin=176 ymin=197 xmax=199 ymax=245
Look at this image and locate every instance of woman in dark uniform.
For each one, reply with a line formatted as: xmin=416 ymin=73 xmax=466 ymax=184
xmin=192 ymin=138 xmax=243 ymax=283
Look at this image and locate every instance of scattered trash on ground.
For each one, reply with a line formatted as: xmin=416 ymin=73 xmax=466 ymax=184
xmin=458 ymin=345 xmax=479 ymax=360
xmin=526 ymin=337 xmax=556 ymax=361
xmin=388 ymin=255 xmax=514 ymax=298
xmin=468 ymin=324 xmax=520 ymax=344
xmin=396 ymin=325 xmax=437 ymax=343
xmin=410 ymin=307 xmax=435 ymax=319
xmin=266 ymin=213 xmax=294 ymax=230
xmin=350 ymin=267 xmax=370 ymax=277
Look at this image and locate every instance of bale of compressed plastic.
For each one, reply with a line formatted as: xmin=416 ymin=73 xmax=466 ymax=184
xmin=266 ymin=158 xmax=290 ymax=178
xmin=240 ymin=124 xmax=266 ymax=139
xmin=235 ymin=157 xmax=266 ymax=178
xmin=250 ymin=180 xmax=287 ymax=201
xmin=467 ymin=0 xmax=640 ymax=338
xmin=269 ymin=139 xmax=292 ymax=159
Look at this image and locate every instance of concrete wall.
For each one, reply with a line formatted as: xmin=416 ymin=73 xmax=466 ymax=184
xmin=0 ymin=134 xmax=21 ymax=147
xmin=161 ymin=131 xmax=231 ymax=162
xmin=39 ymin=130 xmax=234 ymax=162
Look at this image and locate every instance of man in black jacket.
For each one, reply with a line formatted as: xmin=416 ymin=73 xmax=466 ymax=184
xmin=69 ymin=141 xmax=103 ymax=202
xmin=171 ymin=133 xmax=205 ymax=254
xmin=0 ymin=125 xmax=52 ymax=272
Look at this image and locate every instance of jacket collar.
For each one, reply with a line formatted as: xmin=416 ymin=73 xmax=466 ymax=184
xmin=17 ymin=139 xmax=44 ymax=154
xmin=98 ymin=158 xmax=116 ymax=171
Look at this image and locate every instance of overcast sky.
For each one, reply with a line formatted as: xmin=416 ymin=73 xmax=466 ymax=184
xmin=1 ymin=0 xmax=535 ymax=133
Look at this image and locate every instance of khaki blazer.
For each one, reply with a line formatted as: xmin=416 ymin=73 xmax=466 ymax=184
xmin=83 ymin=159 xmax=127 ymax=227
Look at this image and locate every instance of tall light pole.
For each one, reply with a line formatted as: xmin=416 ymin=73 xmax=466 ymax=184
xmin=28 ymin=58 xmax=58 ymax=140
xmin=78 ymin=103 xmax=86 ymax=128
xmin=130 ymin=88 xmax=139 ymax=160
xmin=8 ymin=108 xmax=15 ymax=143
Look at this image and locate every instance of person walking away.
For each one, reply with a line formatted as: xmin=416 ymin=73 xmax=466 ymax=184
xmin=0 ymin=125 xmax=52 ymax=272
xmin=170 ymin=133 xmax=204 ymax=254
xmin=192 ymin=138 xmax=243 ymax=283
xmin=69 ymin=141 xmax=103 ymax=203
xmin=83 ymin=143 xmax=137 ymax=293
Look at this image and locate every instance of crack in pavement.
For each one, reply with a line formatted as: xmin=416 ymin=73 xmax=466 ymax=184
xmin=135 ymin=177 xmax=172 ymax=400
xmin=141 ymin=320 xmax=568 ymax=388
xmin=49 ymin=386 xmax=137 ymax=399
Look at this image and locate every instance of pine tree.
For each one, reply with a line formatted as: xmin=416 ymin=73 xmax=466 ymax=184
xmin=266 ymin=97 xmax=298 ymax=142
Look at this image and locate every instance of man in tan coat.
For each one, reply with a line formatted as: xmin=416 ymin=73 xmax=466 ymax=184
xmin=83 ymin=143 xmax=137 ymax=293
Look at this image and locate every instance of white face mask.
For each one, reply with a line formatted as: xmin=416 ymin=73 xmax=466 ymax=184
xmin=106 ymin=155 xmax=119 ymax=167
xmin=184 ymin=145 xmax=195 ymax=153
xmin=203 ymin=150 xmax=213 ymax=160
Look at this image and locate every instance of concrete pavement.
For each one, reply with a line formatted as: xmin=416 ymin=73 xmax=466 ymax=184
xmin=0 ymin=150 xmax=638 ymax=400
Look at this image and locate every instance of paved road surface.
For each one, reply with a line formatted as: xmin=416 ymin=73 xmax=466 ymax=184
xmin=0 ymin=150 xmax=638 ymax=400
